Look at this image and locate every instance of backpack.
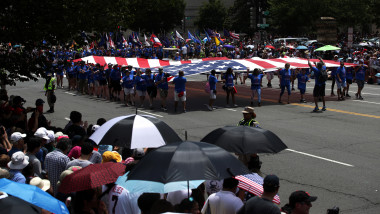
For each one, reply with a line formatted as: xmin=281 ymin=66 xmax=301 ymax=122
xmin=318 ymin=68 xmax=328 ymax=82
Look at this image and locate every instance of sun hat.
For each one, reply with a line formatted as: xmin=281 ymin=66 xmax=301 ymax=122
xmin=7 ymin=151 xmax=29 ymax=170
xmin=30 ymin=177 xmax=51 ymax=191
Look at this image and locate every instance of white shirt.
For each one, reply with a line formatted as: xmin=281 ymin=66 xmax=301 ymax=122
xmin=201 ymin=190 xmax=243 ymax=214
xmin=181 ymin=46 xmax=187 ymax=54
xmin=167 ymin=189 xmax=192 ymax=206
xmin=108 ymin=185 xmax=142 ymax=214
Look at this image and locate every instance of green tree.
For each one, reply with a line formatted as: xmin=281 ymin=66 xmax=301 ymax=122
xmin=195 ymin=0 xmax=227 ymax=31
xmin=224 ymin=0 xmax=251 ymax=33
xmin=127 ymin=0 xmax=186 ymax=33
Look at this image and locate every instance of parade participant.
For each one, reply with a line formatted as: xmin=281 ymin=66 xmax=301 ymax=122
xmin=237 ymin=106 xmax=259 ymax=127
xmin=77 ymin=61 xmax=88 ymax=95
xmin=173 ymin=70 xmax=187 ymax=113
xmin=144 ymin=68 xmax=157 ymax=109
xmin=67 ymin=62 xmax=77 ymax=91
xmin=354 ymin=60 xmax=368 ymax=100
xmin=278 ymin=63 xmax=292 ymax=104
xmin=245 ymin=68 xmax=263 ymax=107
xmin=222 ymin=67 xmax=237 ymax=107
xmin=109 ymin=65 xmax=122 ymax=101
xmin=330 ymin=55 xmax=339 ymax=96
xmin=155 ymin=67 xmax=170 ymax=111
xmin=56 ymin=61 xmax=64 ymax=88
xmin=336 ymin=60 xmax=347 ymax=101
xmin=308 ymin=57 xmax=327 ymax=112
xmin=122 ymin=69 xmax=135 ymax=106
xmin=207 ymin=69 xmax=218 ymax=111
xmin=345 ymin=58 xmax=354 ymax=97
xmin=296 ymin=68 xmax=309 ymax=103
xmin=134 ymin=68 xmax=147 ymax=108
xmin=44 ymin=72 xmax=56 ymax=113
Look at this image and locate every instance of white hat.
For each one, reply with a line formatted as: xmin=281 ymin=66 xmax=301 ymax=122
xmin=47 ymin=130 xmax=55 ymax=143
xmin=30 ymin=177 xmax=51 ymax=191
xmin=34 ymin=127 xmax=49 ymax=140
xmin=10 ymin=132 xmax=26 ymax=143
xmin=7 ymin=151 xmax=29 ymax=170
xmin=54 ymin=131 xmax=64 ymax=139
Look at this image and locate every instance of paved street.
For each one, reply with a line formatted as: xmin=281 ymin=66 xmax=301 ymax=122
xmin=7 ymin=75 xmax=380 ymax=214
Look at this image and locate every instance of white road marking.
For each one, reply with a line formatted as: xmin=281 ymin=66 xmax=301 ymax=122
xmin=352 ymin=100 xmax=380 ymax=105
xmin=64 ymin=117 xmax=70 ymax=121
xmin=286 ymin=149 xmax=354 ymax=167
xmin=225 ymin=108 xmax=237 ymax=112
xmin=64 ymin=92 xmax=77 ymax=96
xmin=137 ymin=110 xmax=163 ymax=118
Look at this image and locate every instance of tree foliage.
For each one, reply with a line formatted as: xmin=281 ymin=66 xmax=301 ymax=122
xmin=224 ymin=0 xmax=251 ymax=33
xmin=195 ymin=0 xmax=227 ymax=31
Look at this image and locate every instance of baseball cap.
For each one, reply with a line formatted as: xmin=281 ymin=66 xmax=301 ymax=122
xmin=10 ymin=132 xmax=27 ymax=143
xmin=47 ymin=130 xmax=55 ymax=143
xmin=263 ymin=174 xmax=280 ymax=188
xmin=30 ymin=177 xmax=51 ymax=192
xmin=242 ymin=106 xmax=255 ymax=114
xmin=35 ymin=99 xmax=45 ymax=106
xmin=13 ymin=96 xmax=26 ymax=104
xmin=289 ymin=190 xmax=317 ymax=207
xmin=34 ymin=127 xmax=50 ymax=140
xmin=7 ymin=151 xmax=29 ymax=170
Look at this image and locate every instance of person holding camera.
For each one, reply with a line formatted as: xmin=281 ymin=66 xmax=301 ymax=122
xmin=44 ymin=73 xmax=56 ymax=113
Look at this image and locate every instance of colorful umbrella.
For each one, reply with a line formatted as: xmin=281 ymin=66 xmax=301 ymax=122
xmin=223 ymin=44 xmax=234 ymax=49
xmin=0 ymin=193 xmax=41 ymax=214
xmin=59 ymin=162 xmax=126 ymax=194
xmin=201 ymin=126 xmax=287 ymax=154
xmin=0 ymin=179 xmax=69 ymax=214
xmin=314 ymin=45 xmax=341 ymax=52
xmin=265 ymin=45 xmax=275 ymax=50
xmin=296 ymin=45 xmax=308 ymax=50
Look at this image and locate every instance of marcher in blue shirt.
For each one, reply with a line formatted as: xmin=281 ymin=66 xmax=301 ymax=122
xmin=345 ymin=58 xmax=354 ymax=97
xmin=121 ymin=69 xmax=135 ymax=106
xmin=155 ymin=67 xmax=170 ymax=111
xmin=308 ymin=57 xmax=327 ymax=112
xmin=144 ymin=69 xmax=157 ymax=109
xmin=330 ymin=55 xmax=339 ymax=96
xmin=109 ymin=65 xmax=122 ymax=101
xmin=245 ymin=68 xmax=263 ymax=107
xmin=208 ymin=70 xmax=218 ymax=111
xmin=222 ymin=67 xmax=237 ymax=107
xmin=173 ymin=70 xmax=187 ymax=113
xmin=278 ymin=63 xmax=292 ymax=104
xmin=296 ymin=69 xmax=309 ymax=103
xmin=354 ymin=60 xmax=368 ymax=100
xmin=77 ymin=62 xmax=88 ymax=94
xmin=336 ymin=61 xmax=347 ymax=101
xmin=134 ymin=69 xmax=147 ymax=108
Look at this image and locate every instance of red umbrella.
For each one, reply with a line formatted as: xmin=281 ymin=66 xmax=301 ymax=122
xmin=58 ymin=162 xmax=126 ymax=194
xmin=265 ymin=45 xmax=275 ymax=49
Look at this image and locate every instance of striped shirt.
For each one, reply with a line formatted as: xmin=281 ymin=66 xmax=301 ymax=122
xmin=44 ymin=149 xmax=70 ymax=196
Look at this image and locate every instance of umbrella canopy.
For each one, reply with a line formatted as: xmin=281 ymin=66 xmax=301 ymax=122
xmin=223 ymin=44 xmax=234 ymax=49
xmin=0 ymin=178 xmax=69 ymax=214
xmin=296 ymin=45 xmax=308 ymax=50
xmin=90 ymin=114 xmax=182 ymax=149
xmin=314 ymin=45 xmax=341 ymax=51
xmin=201 ymin=126 xmax=287 ymax=154
xmin=127 ymin=141 xmax=250 ymax=183
xmin=59 ymin=162 xmax=126 ymax=194
xmin=0 ymin=193 xmax=42 ymax=214
xmin=116 ymin=172 xmax=204 ymax=194
xmin=246 ymin=45 xmax=255 ymax=49
xmin=265 ymin=45 xmax=275 ymax=50
xmin=236 ymin=174 xmax=281 ymax=205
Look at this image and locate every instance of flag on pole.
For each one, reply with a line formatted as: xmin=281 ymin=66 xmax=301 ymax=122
xmin=108 ymin=33 xmax=115 ymax=48
xmin=204 ymin=30 xmax=211 ymax=42
xmin=215 ymin=32 xmax=224 ymax=45
xmin=176 ymin=31 xmax=185 ymax=42
xmin=230 ymin=31 xmax=240 ymax=40
xmin=144 ymin=34 xmax=150 ymax=46
xmin=133 ymin=32 xmax=142 ymax=46
xmin=150 ymin=34 xmax=162 ymax=47
xmin=188 ymin=31 xmax=201 ymax=44
xmin=122 ymin=36 xmax=128 ymax=47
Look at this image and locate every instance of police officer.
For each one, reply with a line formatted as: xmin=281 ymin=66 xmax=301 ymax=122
xmin=237 ymin=106 xmax=259 ymax=127
xmin=44 ymin=73 xmax=56 ymax=113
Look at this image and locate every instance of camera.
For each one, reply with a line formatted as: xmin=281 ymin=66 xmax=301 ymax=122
xmin=327 ymin=206 xmax=339 ymax=214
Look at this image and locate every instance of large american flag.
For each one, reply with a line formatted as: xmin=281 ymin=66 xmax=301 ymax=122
xmin=236 ymin=173 xmax=281 ymax=205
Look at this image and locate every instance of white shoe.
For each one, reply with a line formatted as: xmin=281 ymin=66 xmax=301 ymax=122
xmin=207 ymin=105 xmax=213 ymax=111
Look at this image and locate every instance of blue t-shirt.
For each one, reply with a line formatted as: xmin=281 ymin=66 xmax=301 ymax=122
xmin=356 ymin=66 xmax=366 ymax=81
xmin=209 ymin=75 xmax=218 ymax=90
xmin=9 ymin=169 xmax=26 ymax=183
xmin=110 ymin=69 xmax=121 ymax=81
xmin=224 ymin=74 xmax=234 ymax=87
xmin=135 ymin=75 xmax=147 ymax=91
xmin=346 ymin=67 xmax=353 ymax=80
xmin=279 ymin=69 xmax=292 ymax=86
xmin=173 ymin=76 xmax=187 ymax=93
xmin=77 ymin=65 xmax=88 ymax=80
xmin=122 ymin=75 xmax=134 ymax=88
xmin=312 ymin=66 xmax=327 ymax=86
xmin=248 ymin=74 xmax=263 ymax=90
xmin=144 ymin=74 xmax=155 ymax=87
xmin=336 ymin=66 xmax=346 ymax=82
xmin=155 ymin=73 xmax=169 ymax=90
xmin=296 ymin=73 xmax=309 ymax=89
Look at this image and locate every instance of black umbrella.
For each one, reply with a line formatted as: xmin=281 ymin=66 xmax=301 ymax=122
xmin=127 ymin=141 xmax=250 ymax=183
xmin=201 ymin=126 xmax=287 ymax=154
xmin=90 ymin=114 xmax=182 ymax=149
xmin=0 ymin=193 xmax=42 ymax=214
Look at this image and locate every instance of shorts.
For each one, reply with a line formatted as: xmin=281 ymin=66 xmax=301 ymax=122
xmin=299 ymin=88 xmax=306 ymax=94
xmin=336 ymin=81 xmax=347 ymax=89
xmin=124 ymin=88 xmax=134 ymax=95
xmin=280 ymin=84 xmax=291 ymax=95
xmin=147 ymin=86 xmax=157 ymax=98
xmin=346 ymin=79 xmax=352 ymax=84
xmin=159 ymin=88 xmax=168 ymax=98
xmin=94 ymin=80 xmax=100 ymax=87
xmin=313 ymin=84 xmax=326 ymax=97
xmin=174 ymin=91 xmax=186 ymax=102
xmin=68 ymin=73 xmax=74 ymax=79
xmin=136 ymin=90 xmax=146 ymax=97
xmin=210 ymin=90 xmax=216 ymax=99
xmin=89 ymin=82 xmax=94 ymax=88
xmin=111 ymin=80 xmax=121 ymax=91
xmin=356 ymin=80 xmax=365 ymax=89
xmin=99 ymin=79 xmax=107 ymax=86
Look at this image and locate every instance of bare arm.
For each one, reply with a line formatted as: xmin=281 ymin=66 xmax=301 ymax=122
xmin=307 ymin=58 xmax=313 ymax=69
xmin=318 ymin=56 xmax=325 ymax=66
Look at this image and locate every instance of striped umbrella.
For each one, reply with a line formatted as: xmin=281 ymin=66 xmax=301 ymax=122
xmin=89 ymin=114 xmax=182 ymax=149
